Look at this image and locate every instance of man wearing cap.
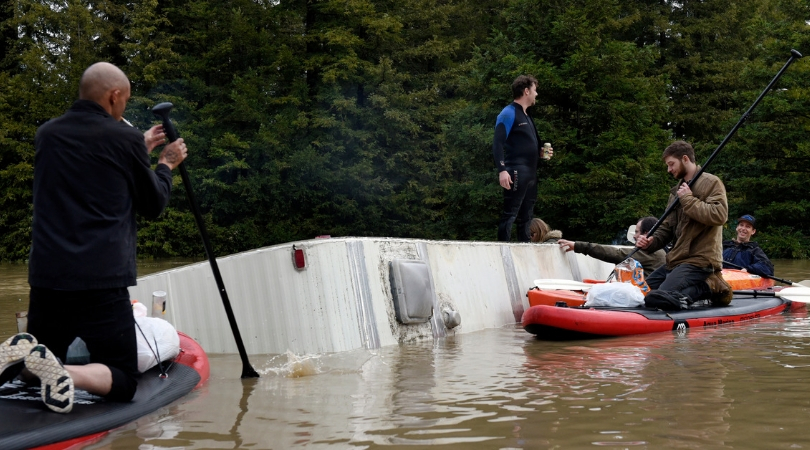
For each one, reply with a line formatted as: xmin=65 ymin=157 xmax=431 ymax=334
xmin=722 ymin=214 xmax=774 ymax=276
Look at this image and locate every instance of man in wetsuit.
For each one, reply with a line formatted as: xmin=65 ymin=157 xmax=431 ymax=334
xmin=493 ymin=75 xmax=553 ymax=242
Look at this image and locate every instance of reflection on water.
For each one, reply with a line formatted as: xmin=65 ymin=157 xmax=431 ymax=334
xmin=90 ymin=318 xmax=810 ymax=449
xmin=0 ymin=258 xmax=200 ymax=337
xmin=1 ymin=259 xmax=810 ymax=448
xmin=0 ymin=262 xmax=29 ymax=337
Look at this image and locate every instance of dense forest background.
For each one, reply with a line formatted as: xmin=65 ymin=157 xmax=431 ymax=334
xmin=1 ymin=0 xmax=809 ymax=261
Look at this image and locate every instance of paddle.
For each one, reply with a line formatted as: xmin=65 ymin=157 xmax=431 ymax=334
xmin=722 ymin=260 xmax=810 ymax=287
xmin=533 ymin=279 xmax=594 ymax=291
xmin=152 ymin=102 xmax=260 ymax=379
xmin=734 ymin=287 xmax=810 ymax=303
xmin=626 ymin=225 xmax=636 ymax=244
xmin=621 ymin=49 xmax=803 ymax=266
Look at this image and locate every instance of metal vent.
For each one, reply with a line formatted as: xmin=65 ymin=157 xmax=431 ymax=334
xmin=389 ymin=259 xmax=433 ymax=324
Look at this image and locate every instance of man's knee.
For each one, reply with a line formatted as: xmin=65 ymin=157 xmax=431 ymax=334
xmin=108 ymin=367 xmax=139 ymax=401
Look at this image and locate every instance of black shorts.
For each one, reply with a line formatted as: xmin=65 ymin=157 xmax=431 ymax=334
xmin=28 ymin=287 xmax=139 ymax=401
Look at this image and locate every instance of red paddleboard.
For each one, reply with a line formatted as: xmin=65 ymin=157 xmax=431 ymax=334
xmin=1 ymin=332 xmax=209 ymax=450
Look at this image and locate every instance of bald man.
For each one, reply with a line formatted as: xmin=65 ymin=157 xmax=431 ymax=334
xmin=15 ymin=62 xmax=188 ymax=413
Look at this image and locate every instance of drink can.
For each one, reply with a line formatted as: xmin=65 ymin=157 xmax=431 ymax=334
xmin=152 ymin=290 xmax=167 ymax=317
xmin=542 ymin=143 xmax=552 ymax=160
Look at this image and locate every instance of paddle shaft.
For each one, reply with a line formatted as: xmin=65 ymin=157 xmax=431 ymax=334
xmin=623 ymin=49 xmax=803 ymax=264
xmin=733 ymin=290 xmax=778 ymax=297
xmin=152 ymin=103 xmax=260 ymax=379
xmin=733 ymin=287 xmax=810 ymax=303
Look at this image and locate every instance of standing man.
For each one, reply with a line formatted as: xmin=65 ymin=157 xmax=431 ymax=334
xmin=17 ymin=62 xmax=187 ymax=413
xmin=493 ymin=75 xmax=553 ymax=242
xmin=635 ymin=141 xmax=731 ymax=309
xmin=723 ymin=214 xmax=774 ymax=276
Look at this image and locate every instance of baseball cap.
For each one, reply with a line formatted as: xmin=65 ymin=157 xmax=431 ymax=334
xmin=738 ymin=214 xmax=756 ymax=228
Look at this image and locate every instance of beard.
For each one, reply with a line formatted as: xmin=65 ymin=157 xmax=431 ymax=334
xmin=670 ymin=162 xmax=687 ymax=179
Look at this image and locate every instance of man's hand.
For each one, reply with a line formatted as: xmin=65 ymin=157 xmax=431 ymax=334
xmin=158 ymin=138 xmax=188 ymax=170
xmin=635 ymin=235 xmax=652 ymax=249
xmin=499 ymin=171 xmax=512 ymax=190
xmin=143 ymin=125 xmax=168 ymax=153
xmin=677 ymin=183 xmax=692 ymax=198
xmin=558 ymin=239 xmax=575 ymax=252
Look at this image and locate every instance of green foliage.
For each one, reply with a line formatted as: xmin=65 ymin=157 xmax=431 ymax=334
xmin=2 ymin=0 xmax=810 ymax=261
xmin=757 ymin=227 xmax=810 ymax=259
xmin=456 ymin=0 xmax=673 ymax=243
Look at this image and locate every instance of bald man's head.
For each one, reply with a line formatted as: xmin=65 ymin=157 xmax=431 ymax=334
xmin=79 ymin=62 xmax=131 ymax=120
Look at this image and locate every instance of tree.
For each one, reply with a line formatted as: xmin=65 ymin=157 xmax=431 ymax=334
xmin=0 ymin=0 xmax=181 ymax=260
xmin=2 ymin=0 xmax=809 ymax=261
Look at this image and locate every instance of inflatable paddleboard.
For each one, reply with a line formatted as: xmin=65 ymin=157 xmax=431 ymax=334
xmin=0 ymin=332 xmax=209 ymax=450
xmin=523 ymin=294 xmax=804 ymax=340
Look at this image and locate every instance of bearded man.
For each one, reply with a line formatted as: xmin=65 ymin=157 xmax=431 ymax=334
xmin=635 ymin=141 xmax=732 ymax=309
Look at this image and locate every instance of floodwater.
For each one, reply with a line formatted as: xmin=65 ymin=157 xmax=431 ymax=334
xmin=2 ymin=259 xmax=810 ymax=449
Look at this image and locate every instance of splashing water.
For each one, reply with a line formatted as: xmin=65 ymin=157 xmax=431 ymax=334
xmin=263 ymin=350 xmax=322 ymax=378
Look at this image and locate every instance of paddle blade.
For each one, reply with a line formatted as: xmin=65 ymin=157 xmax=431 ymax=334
xmin=626 ymin=225 xmax=636 ymax=244
xmin=776 ymin=287 xmax=810 ymax=303
xmin=533 ymin=279 xmax=593 ymax=291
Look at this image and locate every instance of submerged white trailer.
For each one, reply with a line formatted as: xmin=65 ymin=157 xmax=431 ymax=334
xmin=129 ymin=238 xmax=614 ymax=355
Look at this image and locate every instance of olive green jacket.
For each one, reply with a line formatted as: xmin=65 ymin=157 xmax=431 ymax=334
xmin=646 ymin=168 xmax=728 ymax=272
xmin=572 ymin=242 xmax=665 ymax=278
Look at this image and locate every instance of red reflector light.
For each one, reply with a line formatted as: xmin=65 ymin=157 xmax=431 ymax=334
xmin=293 ymin=246 xmax=306 ymax=270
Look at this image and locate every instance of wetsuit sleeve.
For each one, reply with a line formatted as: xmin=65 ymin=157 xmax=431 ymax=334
xmin=492 ymin=106 xmax=515 ymax=173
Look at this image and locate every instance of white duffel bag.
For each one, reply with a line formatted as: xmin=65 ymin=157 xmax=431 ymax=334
xmin=133 ymin=302 xmax=180 ymax=373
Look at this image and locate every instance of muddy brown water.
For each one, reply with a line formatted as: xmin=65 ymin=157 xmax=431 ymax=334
xmin=2 ymin=259 xmax=810 ymax=449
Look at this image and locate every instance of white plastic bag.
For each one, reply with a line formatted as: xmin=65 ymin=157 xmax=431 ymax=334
xmin=65 ymin=302 xmax=179 ymax=371
xmin=133 ymin=307 xmax=180 ymax=373
xmin=584 ymin=282 xmax=645 ymax=308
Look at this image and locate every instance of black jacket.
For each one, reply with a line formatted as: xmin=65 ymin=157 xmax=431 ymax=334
xmin=722 ymin=240 xmax=774 ymax=276
xmin=29 ymin=100 xmax=173 ymax=289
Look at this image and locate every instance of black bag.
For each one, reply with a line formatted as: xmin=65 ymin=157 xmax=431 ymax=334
xmin=644 ymin=290 xmax=690 ymax=311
